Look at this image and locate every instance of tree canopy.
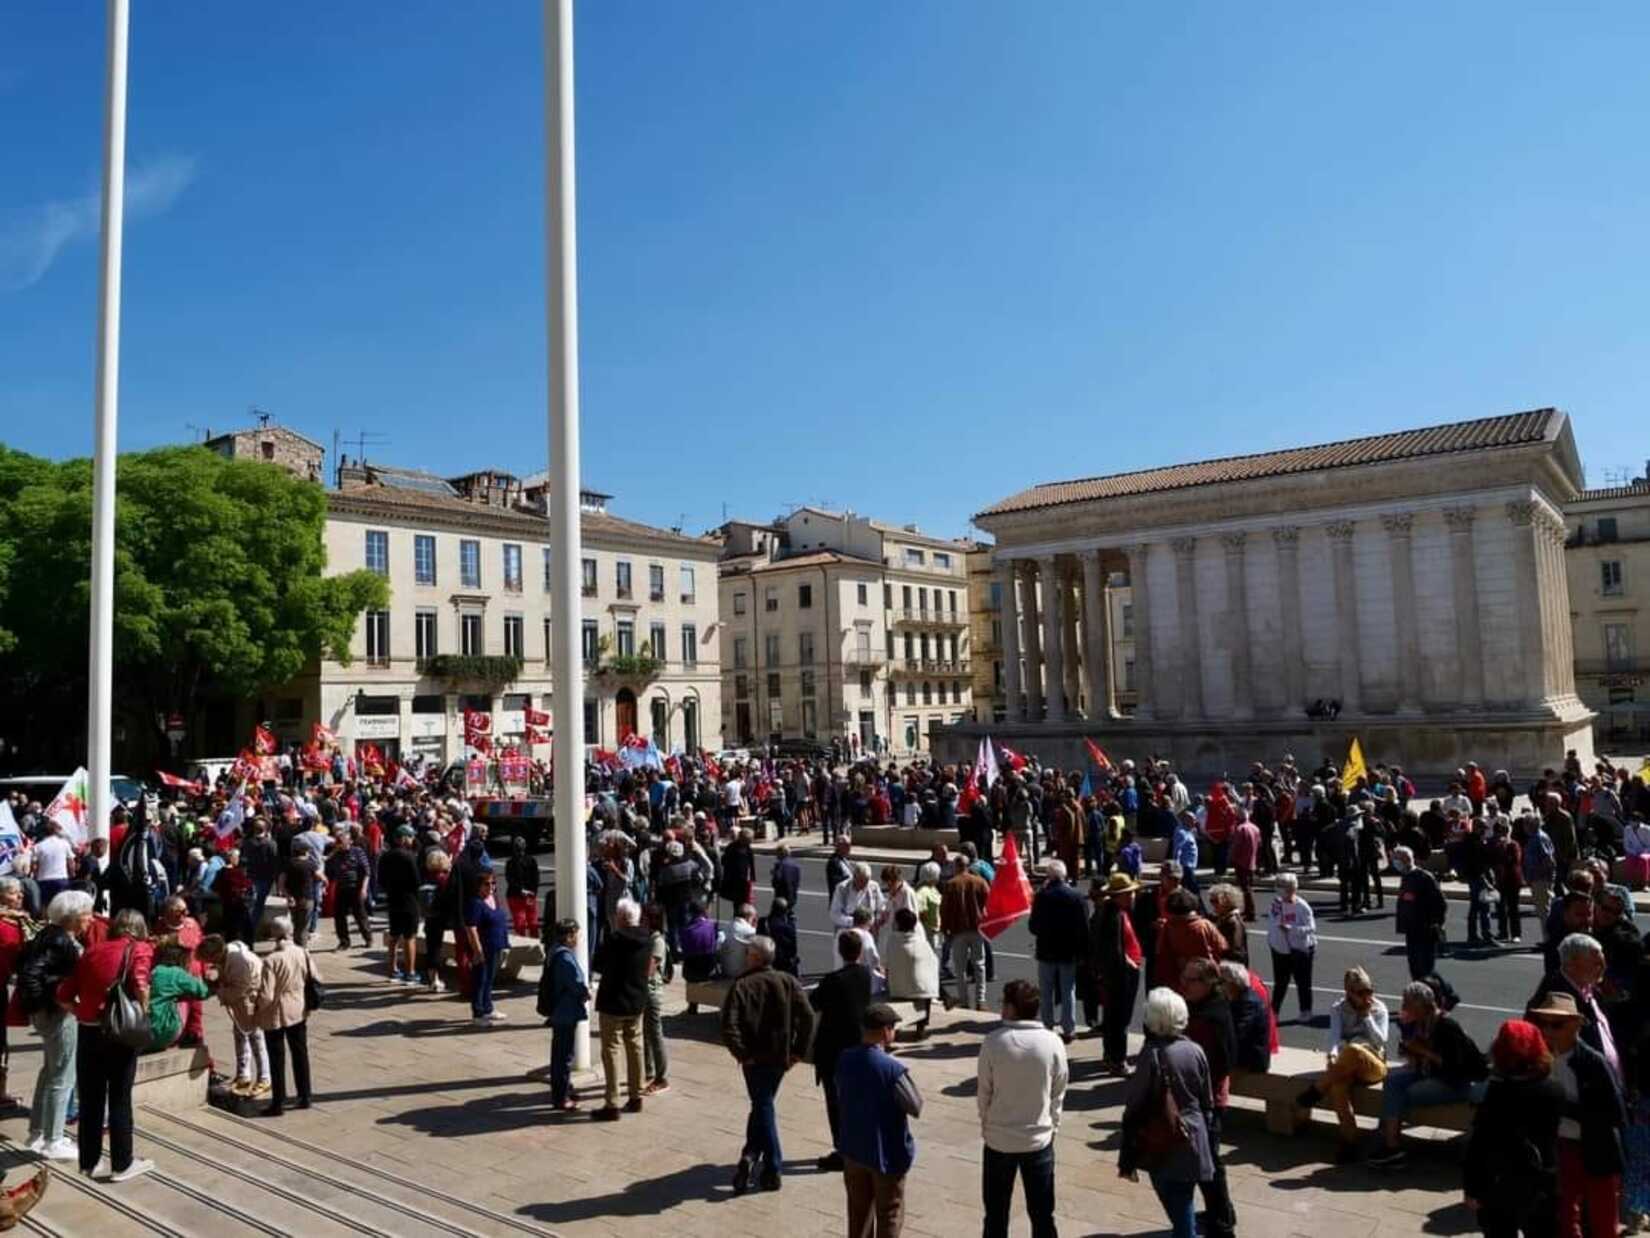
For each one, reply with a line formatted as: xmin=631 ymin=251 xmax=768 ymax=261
xmin=0 ymin=444 xmax=387 ymax=766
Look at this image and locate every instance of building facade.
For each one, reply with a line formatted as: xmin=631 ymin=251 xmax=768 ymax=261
xmin=265 ymin=466 xmax=721 ymax=764
xmin=716 ymin=509 xmax=975 ymax=755
xmin=203 ymin=421 xmax=325 ymax=484
xmin=944 ymin=409 xmax=1595 ymax=778
xmin=1565 ymin=477 xmax=1650 ymax=749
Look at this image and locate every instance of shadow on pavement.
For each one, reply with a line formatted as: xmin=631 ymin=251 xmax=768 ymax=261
xmin=516 ymin=1160 xmax=735 ymax=1221
xmin=380 ymin=1088 xmax=577 ymax=1138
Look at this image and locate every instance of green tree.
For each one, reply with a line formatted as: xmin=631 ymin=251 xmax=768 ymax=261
xmin=0 ymin=444 xmax=387 ymax=762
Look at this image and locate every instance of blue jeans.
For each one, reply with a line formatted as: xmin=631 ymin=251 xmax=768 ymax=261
xmin=470 ymin=949 xmax=498 ymax=1018
xmin=983 ymin=1144 xmax=1057 ymax=1238
xmin=740 ymin=1064 xmax=786 ymax=1174
xmin=550 ymin=1023 xmax=577 ymax=1105
xmin=29 ymin=1009 xmax=77 ymax=1143
xmin=1037 ymin=961 xmax=1077 ymax=1037
xmin=1380 ymin=1067 xmax=1486 ymax=1121
xmin=1152 ymin=1177 xmax=1197 ymax=1238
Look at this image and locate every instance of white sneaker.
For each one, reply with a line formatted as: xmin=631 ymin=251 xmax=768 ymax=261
xmin=43 ymin=1137 xmax=78 ymax=1161
xmin=486 ymin=1011 xmax=509 ymax=1023
xmin=110 ymin=1158 xmax=155 ymax=1183
xmin=86 ymin=1158 xmax=111 ymax=1180
xmin=24 ymin=1133 xmax=44 ymax=1154
xmin=429 ymin=979 xmax=446 ymax=994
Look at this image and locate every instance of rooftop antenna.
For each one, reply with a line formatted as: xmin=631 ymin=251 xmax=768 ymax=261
xmin=341 ymin=429 xmax=390 ymax=463
xmin=183 ymin=422 xmax=209 ymax=443
xmin=251 ymin=405 xmax=272 ymax=429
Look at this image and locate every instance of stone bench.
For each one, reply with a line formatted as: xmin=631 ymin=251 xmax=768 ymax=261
xmin=411 ymin=934 xmax=546 ymax=983
xmin=1231 ymin=1044 xmax=1475 ymax=1137
xmin=135 ymin=1044 xmax=211 ymax=1113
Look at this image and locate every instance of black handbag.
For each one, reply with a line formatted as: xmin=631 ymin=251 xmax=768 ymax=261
xmin=303 ymin=950 xmax=326 ymax=1014
xmin=101 ymin=942 xmax=153 ymax=1049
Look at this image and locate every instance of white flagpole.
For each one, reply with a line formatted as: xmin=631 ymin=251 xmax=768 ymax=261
xmin=544 ymin=0 xmax=589 ymax=1071
xmin=87 ymin=0 xmax=130 ymax=845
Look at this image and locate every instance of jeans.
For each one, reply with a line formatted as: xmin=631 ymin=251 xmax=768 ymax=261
xmin=1380 ymin=1067 xmax=1484 ymax=1121
xmin=550 ymin=1022 xmax=577 ymax=1105
xmin=1036 ymin=961 xmax=1077 ymax=1037
xmin=643 ymin=985 xmax=668 ymax=1082
xmin=265 ymin=1022 xmax=312 ymax=1110
xmin=471 ymin=949 xmax=499 ymax=1018
xmin=29 ymin=1009 xmax=76 ymax=1144
xmin=599 ymin=1014 xmax=643 ymax=1107
xmin=1270 ymin=948 xmax=1314 ymax=1016
xmin=1152 ymin=1177 xmax=1198 ymax=1238
xmin=76 ymin=1023 xmax=137 ymax=1174
xmin=844 ymin=1158 xmax=906 ymax=1238
xmin=949 ymin=931 xmax=986 ymax=1009
xmin=233 ymin=1020 xmax=270 ymax=1085
xmin=740 ymin=1063 xmax=786 ymax=1173
xmin=1466 ymin=878 xmax=1494 ymax=943
xmin=982 ymin=1144 xmax=1057 ymax=1238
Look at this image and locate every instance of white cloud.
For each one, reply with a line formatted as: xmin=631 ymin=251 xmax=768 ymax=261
xmin=0 ymin=154 xmax=197 ymax=292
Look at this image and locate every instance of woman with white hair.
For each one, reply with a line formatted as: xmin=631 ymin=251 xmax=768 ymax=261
xmin=1266 ymin=872 xmax=1316 ymax=1020
xmin=18 ymin=889 xmax=92 ymax=1158
xmin=254 ymin=914 xmax=319 ymax=1117
xmin=1120 ymin=987 xmax=1215 ymax=1238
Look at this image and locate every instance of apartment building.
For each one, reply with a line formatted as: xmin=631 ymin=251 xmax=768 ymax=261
xmin=715 ymin=509 xmax=976 ymax=755
xmin=1566 ymin=475 xmax=1650 ymax=748
xmin=266 ymin=463 xmax=721 ymax=763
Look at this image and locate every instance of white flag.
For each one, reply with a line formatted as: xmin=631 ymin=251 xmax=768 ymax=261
xmin=976 ymin=735 xmax=1000 ymax=791
xmin=45 ymin=767 xmax=91 ymax=846
xmin=0 ymin=802 xmax=25 ymax=876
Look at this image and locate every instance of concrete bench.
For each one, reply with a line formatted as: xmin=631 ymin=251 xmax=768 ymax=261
xmin=1231 ymin=1044 xmax=1475 ymax=1137
xmin=135 ymin=1044 xmax=211 ymax=1113
xmin=411 ymin=934 xmax=546 ymax=983
xmin=684 ymin=978 xmax=733 ymax=1015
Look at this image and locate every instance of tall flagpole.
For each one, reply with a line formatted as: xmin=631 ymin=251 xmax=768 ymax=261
xmin=544 ymin=0 xmax=589 ymax=1070
xmin=87 ymin=0 xmax=130 ymax=845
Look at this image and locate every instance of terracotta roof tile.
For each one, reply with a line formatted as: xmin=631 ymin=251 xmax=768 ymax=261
xmin=1574 ymin=481 xmax=1650 ymax=503
xmin=329 ymin=483 xmax=715 ymax=547
xmin=976 ymin=409 xmax=1561 ymax=519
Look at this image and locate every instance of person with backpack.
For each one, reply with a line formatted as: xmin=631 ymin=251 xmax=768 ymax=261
xmin=1120 ymin=987 xmax=1215 ymax=1238
xmin=533 ymin=918 xmax=589 ymax=1110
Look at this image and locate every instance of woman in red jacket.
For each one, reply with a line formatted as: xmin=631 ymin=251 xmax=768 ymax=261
xmin=57 ymin=907 xmax=153 ymax=1182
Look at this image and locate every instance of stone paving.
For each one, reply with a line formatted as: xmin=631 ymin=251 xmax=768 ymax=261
xmin=1 ymin=917 xmax=1476 ymax=1237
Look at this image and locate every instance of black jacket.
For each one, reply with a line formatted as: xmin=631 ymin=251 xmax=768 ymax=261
xmin=1527 ymin=971 xmax=1615 ymax=1068
xmin=1229 ymin=988 xmax=1271 ymax=1074
xmin=770 ymin=858 xmax=802 ymax=909
xmin=1029 ymin=881 xmax=1089 ymax=964
xmin=719 ymin=844 xmax=755 ymax=903
xmin=1395 ymin=868 xmax=1446 ymax=936
xmin=1463 ymin=1075 xmax=1563 ymax=1211
xmin=808 ymin=963 xmax=872 ymax=1082
xmin=1186 ymin=991 xmax=1237 ymax=1090
xmin=1558 ymin=1039 xmax=1627 ymax=1177
xmin=505 ymin=853 xmax=539 ymax=899
xmin=16 ymin=924 xmax=79 ymax=1016
xmin=594 ymin=927 xmax=652 ymax=1018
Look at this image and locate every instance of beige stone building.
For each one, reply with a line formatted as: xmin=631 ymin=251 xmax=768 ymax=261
xmin=266 ymin=464 xmax=722 ymax=763
xmin=203 ymin=420 xmax=326 ymax=483
xmin=1565 ymin=475 xmax=1650 ymax=749
xmin=946 ymin=409 xmax=1594 ymax=778
xmin=716 ymin=509 xmax=975 ymax=755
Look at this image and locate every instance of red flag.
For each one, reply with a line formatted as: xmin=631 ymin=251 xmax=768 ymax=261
xmin=524 ymin=727 xmax=550 ymax=746
xmin=1084 ymin=738 xmax=1115 ymax=773
xmin=981 ymin=830 xmax=1033 ymax=939
xmin=464 ymin=710 xmax=492 ymax=736
xmin=312 ymin=721 xmax=337 ymax=747
xmin=592 ymin=747 xmax=620 ymax=770
xmin=155 ymin=770 xmax=201 ymax=791
xmin=702 ymin=753 xmax=722 ymax=781
xmin=359 ymin=743 xmax=386 ymax=777
xmin=231 ymin=749 xmax=261 ymax=782
xmin=997 ymin=744 xmax=1028 ymax=773
xmin=958 ymin=779 xmax=980 ymax=816
xmin=253 ymin=724 xmax=279 ymax=756
xmin=664 ymin=754 xmax=681 ymax=780
xmin=524 ymin=707 xmax=551 ymax=727
xmin=301 ymin=743 xmax=329 ymax=773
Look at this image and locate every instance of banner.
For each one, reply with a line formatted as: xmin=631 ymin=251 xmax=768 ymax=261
xmin=312 ymin=721 xmax=338 ymax=748
xmin=524 ymin=726 xmax=550 ymax=746
xmin=465 ymin=758 xmax=490 ymax=797
xmin=981 ymin=830 xmax=1032 ymax=940
xmin=215 ymin=788 xmax=247 ymax=839
xmin=253 ymin=724 xmax=279 ymax=756
xmin=359 ymin=743 xmax=386 ymax=778
xmin=1084 ymin=738 xmax=1115 ymax=774
xmin=500 ymin=750 xmax=531 ymax=795
xmin=156 ymin=770 xmax=201 ymax=791
xmin=618 ymin=735 xmax=664 ymax=772
xmin=524 ymin=707 xmax=551 ymax=728
xmin=45 ymin=768 xmax=90 ymax=846
xmin=976 ymin=735 xmax=1000 ymax=790
xmin=997 ymin=744 xmax=1028 ymax=773
xmin=0 ymin=802 xmax=25 ymax=876
xmin=1341 ymin=737 xmax=1368 ymax=787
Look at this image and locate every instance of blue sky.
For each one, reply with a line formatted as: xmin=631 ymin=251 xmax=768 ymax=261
xmin=4 ymin=3 xmax=1649 ymax=540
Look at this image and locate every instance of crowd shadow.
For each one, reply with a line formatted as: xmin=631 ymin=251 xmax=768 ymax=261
xmin=517 ymin=1160 xmax=734 ymax=1222
xmin=309 ymin=1072 xmax=526 ymax=1106
xmin=333 ymin=1017 xmax=499 ymax=1039
xmin=1420 ymin=1203 xmax=1479 ymax=1235
xmin=380 ymin=1087 xmax=576 ymax=1138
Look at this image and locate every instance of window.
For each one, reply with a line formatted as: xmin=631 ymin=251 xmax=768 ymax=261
xmin=365 ymin=530 xmax=389 ymax=576
xmin=766 ymin=672 xmax=781 ymax=700
xmin=801 ymin=669 xmax=816 ymax=698
xmin=1122 ymin=654 xmax=1135 ymax=692
xmin=649 ymin=564 xmax=665 ymax=602
xmin=543 ymin=547 xmax=552 ymax=592
xmin=952 ymin=680 xmax=963 ymax=704
xmin=798 ymin=584 xmax=813 ymax=609
xmin=764 ymin=634 xmax=781 ymax=667
xmin=616 ymin=620 xmax=635 ymax=657
xmin=991 ymin=618 xmax=1002 ymax=647
xmin=989 ymin=581 xmax=1002 ymax=610
xmin=680 ymin=624 xmax=698 ymax=667
xmin=800 ymin=699 xmax=817 ymax=737
xmin=948 ymin=589 xmax=958 ymax=613
xmin=649 ymin=623 xmax=667 ymax=659
xmin=860 ymin=670 xmax=872 ymax=694
xmin=735 ymin=674 xmax=749 ymax=700
xmin=905 ymin=682 xmax=915 ymax=706
xmin=934 ymin=552 xmax=951 ymax=570
xmin=733 ymin=592 xmax=747 ymax=616
xmin=365 ymin=609 xmax=390 ymax=664
xmin=917 ymin=587 xmax=927 ymax=613
xmin=902 ymin=585 xmax=912 ymax=610
xmin=1599 ymin=517 xmax=1620 ymax=543
xmin=733 ymin=637 xmax=748 ymax=669
xmin=584 ymin=699 xmax=599 ymax=746
xmin=415 ymin=609 xmax=438 ymax=659
xmin=904 ymin=548 xmax=925 ymax=567
xmin=903 ymin=632 xmax=914 ymax=659
xmin=261 ymin=440 xmax=275 ymax=461
xmin=502 ymin=543 xmax=523 ymax=592
xmin=920 ymin=633 xmax=932 ymax=660
xmin=680 ymin=565 xmax=696 ymax=604
xmin=461 ymin=613 xmax=483 ymax=656
xmin=1603 ymin=561 xmax=1625 ymax=596
xmin=581 ymin=619 xmax=599 ymax=664
xmin=799 ymin=632 xmax=815 ymax=664
xmin=581 ymin=558 xmax=597 ymax=596
xmin=414 ymin=535 xmax=436 ymax=586
xmin=886 ymin=631 xmax=895 ymax=658
xmin=615 ymin=561 xmax=632 ymax=599
xmin=883 ymin=584 xmax=893 ymax=609
xmin=412 ymin=693 xmax=444 ymax=715
xmin=543 ymin=617 xmax=551 ymax=662
xmin=1121 ymin=602 xmax=1135 ymax=638
xmin=922 ymin=681 xmax=932 ymax=705
xmin=857 ymin=582 xmax=868 ymax=605
xmin=503 ymin=614 xmax=525 ymax=658
xmin=1605 ymin=622 xmax=1634 ymax=670
xmin=948 ymin=633 xmax=959 ymax=660
xmin=459 ymin=539 xmax=481 ymax=589
xmin=765 ymin=587 xmax=779 ymax=612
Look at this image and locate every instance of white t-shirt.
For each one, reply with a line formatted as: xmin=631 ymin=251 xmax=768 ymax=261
xmin=33 ymin=834 xmax=74 ymax=882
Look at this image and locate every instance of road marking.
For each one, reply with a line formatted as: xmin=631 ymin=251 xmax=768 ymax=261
xmin=1245 ymin=926 xmax=1541 ymax=961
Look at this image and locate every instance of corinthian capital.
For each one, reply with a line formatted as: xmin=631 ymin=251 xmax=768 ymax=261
xmin=1505 ymin=500 xmax=1538 ymax=528
xmin=1380 ymin=512 xmax=1414 ymax=537
xmin=1219 ymin=531 xmax=1248 ymax=553
xmin=1442 ymin=506 xmax=1477 ymax=533
xmin=1170 ymin=536 xmax=1198 ymax=558
xmin=1324 ymin=520 xmax=1356 ymax=544
xmin=1270 ymin=525 xmax=1300 ymax=547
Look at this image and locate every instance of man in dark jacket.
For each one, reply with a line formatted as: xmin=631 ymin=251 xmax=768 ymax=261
xmin=808 ymin=933 xmax=874 ymax=1171
xmin=1530 ymin=990 xmax=1626 ymax=1237
xmin=1528 ymin=933 xmax=1620 ymax=1075
xmin=592 ymin=898 xmax=653 ymax=1122
xmin=1182 ymin=957 xmax=1238 ymax=1238
xmin=824 ymin=838 xmax=854 ymax=905
xmin=770 ymin=845 xmax=802 ymax=915
xmin=720 ymin=935 xmax=816 ymax=1193
xmin=1220 ymin=961 xmax=1272 ymax=1075
xmin=1088 ymin=874 xmax=1143 ymax=1073
xmin=1392 ymin=846 xmax=1446 ymax=980
xmin=1027 ymin=860 xmax=1088 ymax=1043
xmin=719 ymin=830 xmax=756 ymax=914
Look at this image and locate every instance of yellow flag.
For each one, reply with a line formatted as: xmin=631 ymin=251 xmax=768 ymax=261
xmin=1341 ymin=737 xmax=1368 ymax=787
xmin=1638 ymin=757 xmax=1650 ymax=784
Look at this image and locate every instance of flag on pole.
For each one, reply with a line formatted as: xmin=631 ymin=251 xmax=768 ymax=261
xmin=981 ymin=829 xmax=1033 ymax=939
xmin=215 ymin=786 xmax=247 ymax=839
xmin=976 ymin=735 xmax=1000 ymax=790
xmin=253 ymin=724 xmax=279 ymax=756
xmin=524 ymin=726 xmax=550 ymax=746
xmin=1084 ymin=738 xmax=1115 ymax=774
xmin=524 ymin=707 xmax=551 ymax=727
xmin=155 ymin=770 xmax=201 ymax=791
xmin=1341 ymin=737 xmax=1368 ymax=787
xmin=312 ymin=721 xmax=337 ymax=748
xmin=0 ymin=801 xmax=25 ymax=876
xmin=45 ymin=768 xmax=91 ymax=846
xmin=619 ymin=735 xmax=663 ymax=771
xmin=1079 ymin=771 xmax=1093 ymax=800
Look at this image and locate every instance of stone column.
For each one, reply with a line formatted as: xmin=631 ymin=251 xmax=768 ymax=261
xmin=1506 ymin=501 xmax=1549 ymax=708
xmin=1020 ymin=561 xmax=1044 ymax=720
xmin=1443 ymin=506 xmax=1484 ymax=710
xmin=1171 ymin=537 xmax=1204 ymax=719
xmin=1546 ymin=515 xmax=1578 ymax=698
xmin=1037 ymin=555 xmax=1067 ymax=723
xmin=1325 ymin=521 xmax=1362 ymax=714
xmin=1271 ymin=526 xmax=1304 ymax=714
xmin=1081 ymin=549 xmax=1115 ymax=719
xmin=1060 ymin=564 xmax=1082 ymax=715
xmin=1220 ymin=532 xmax=1253 ymax=719
xmin=1382 ymin=513 xmax=1422 ymax=713
xmin=996 ymin=561 xmax=1022 ymax=721
xmin=1126 ymin=544 xmax=1155 ymax=721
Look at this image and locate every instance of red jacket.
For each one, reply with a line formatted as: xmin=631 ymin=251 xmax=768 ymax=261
xmin=57 ymin=938 xmax=153 ymax=1026
xmin=1203 ymin=790 xmax=1238 ymax=845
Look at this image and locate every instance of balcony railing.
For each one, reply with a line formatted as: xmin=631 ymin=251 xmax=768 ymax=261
xmin=581 ymin=583 xmax=597 ymax=597
xmin=890 ymin=608 xmax=967 ymax=626
xmin=842 ymin=648 xmax=886 ymax=665
xmin=891 ymin=657 xmax=971 ymax=675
